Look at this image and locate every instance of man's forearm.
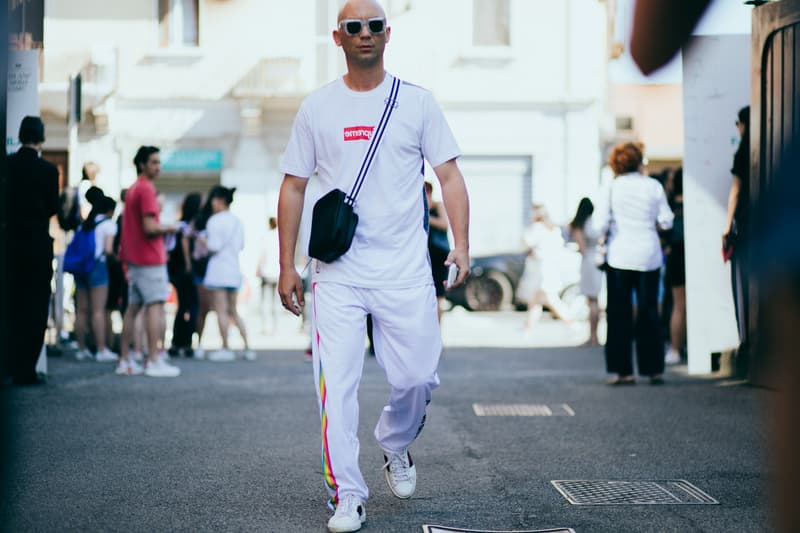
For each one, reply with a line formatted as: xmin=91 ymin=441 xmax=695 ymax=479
xmin=440 ymin=178 xmax=469 ymax=252
xmin=277 ymin=178 xmax=306 ymax=269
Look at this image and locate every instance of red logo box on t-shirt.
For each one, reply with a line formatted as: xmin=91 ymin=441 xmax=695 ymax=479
xmin=343 ymin=126 xmax=374 ymax=141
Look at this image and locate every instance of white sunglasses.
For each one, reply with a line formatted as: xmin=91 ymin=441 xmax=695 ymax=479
xmin=338 ymin=17 xmax=386 ymax=36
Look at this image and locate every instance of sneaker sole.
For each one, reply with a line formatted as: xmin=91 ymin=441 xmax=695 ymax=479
xmin=327 ymin=512 xmax=366 ymax=532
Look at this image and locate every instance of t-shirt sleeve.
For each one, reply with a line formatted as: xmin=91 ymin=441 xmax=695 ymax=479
xmin=140 ymin=184 xmax=160 ymax=217
xmin=280 ymin=102 xmax=316 ymax=178
xmin=420 ymin=91 xmax=461 ymax=168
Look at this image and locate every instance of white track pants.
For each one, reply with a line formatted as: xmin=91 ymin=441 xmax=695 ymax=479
xmin=311 ymin=281 xmax=441 ymax=508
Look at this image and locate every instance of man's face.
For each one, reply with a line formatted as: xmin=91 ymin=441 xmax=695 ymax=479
xmin=143 ymin=153 xmax=161 ymax=180
xmin=334 ymin=3 xmax=390 ymax=68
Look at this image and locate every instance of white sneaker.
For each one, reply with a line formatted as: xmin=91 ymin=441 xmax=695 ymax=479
xmin=130 ymin=350 xmax=144 ymax=363
xmin=208 ymin=349 xmax=236 ymax=362
xmin=383 ymin=450 xmax=417 ymax=499
xmin=144 ymin=358 xmax=181 ymax=378
xmin=241 ymin=349 xmax=257 ymax=361
xmin=95 ymin=348 xmax=119 ymax=363
xmin=75 ymin=349 xmax=94 ymax=361
xmin=115 ymin=358 xmax=144 ymax=376
xmin=327 ymin=494 xmax=366 ymax=533
xmin=665 ymin=348 xmax=681 ymax=365
xmin=194 ymin=348 xmax=205 ymax=360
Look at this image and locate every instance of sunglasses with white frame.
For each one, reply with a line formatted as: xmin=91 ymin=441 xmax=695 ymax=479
xmin=338 ymin=17 xmax=386 ymax=36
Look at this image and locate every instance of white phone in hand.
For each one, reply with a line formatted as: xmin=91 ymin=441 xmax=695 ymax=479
xmin=446 ymin=263 xmax=459 ymax=288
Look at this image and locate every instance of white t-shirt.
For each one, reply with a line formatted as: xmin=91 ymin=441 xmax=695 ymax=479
xmin=204 ymin=210 xmax=244 ymax=289
xmin=93 ymin=216 xmax=117 ymax=260
xmin=281 ymin=73 xmax=461 ymax=289
xmin=594 ymin=172 xmax=674 ymax=272
xmin=258 ymin=229 xmax=280 ymax=283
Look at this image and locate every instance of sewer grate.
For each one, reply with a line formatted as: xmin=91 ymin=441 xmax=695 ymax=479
xmin=551 ymin=480 xmax=718 ymax=505
xmin=472 ymin=404 xmax=575 ymax=417
xmin=423 ymin=526 xmax=574 ymax=533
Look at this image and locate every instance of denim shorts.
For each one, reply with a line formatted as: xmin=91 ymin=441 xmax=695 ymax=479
xmin=74 ymin=258 xmax=109 ymax=289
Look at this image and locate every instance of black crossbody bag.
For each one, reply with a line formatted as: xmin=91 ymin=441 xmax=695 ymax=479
xmin=308 ymin=77 xmax=400 ymax=263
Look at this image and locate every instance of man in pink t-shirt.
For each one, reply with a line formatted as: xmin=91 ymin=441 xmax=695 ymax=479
xmin=117 ymin=146 xmax=181 ymax=378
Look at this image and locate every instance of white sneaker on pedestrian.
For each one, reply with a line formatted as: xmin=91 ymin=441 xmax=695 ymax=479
xmin=208 ymin=349 xmax=235 ymax=362
xmin=95 ymin=348 xmax=119 ymax=363
xmin=129 ymin=350 xmax=144 ymax=363
xmin=241 ymin=349 xmax=257 ymax=361
xmin=383 ymin=450 xmax=417 ymax=499
xmin=75 ymin=349 xmax=94 ymax=361
xmin=327 ymin=494 xmax=366 ymax=533
xmin=144 ymin=358 xmax=181 ymax=378
xmin=115 ymin=358 xmax=144 ymax=376
xmin=665 ymin=348 xmax=681 ymax=365
xmin=194 ymin=348 xmax=205 ymax=360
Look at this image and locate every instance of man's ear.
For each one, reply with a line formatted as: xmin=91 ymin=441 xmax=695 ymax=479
xmin=332 ymin=29 xmax=343 ymax=47
xmin=385 ymin=26 xmax=391 ymax=43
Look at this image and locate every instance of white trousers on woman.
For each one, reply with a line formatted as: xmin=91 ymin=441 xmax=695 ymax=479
xmin=311 ymin=281 xmax=442 ymax=509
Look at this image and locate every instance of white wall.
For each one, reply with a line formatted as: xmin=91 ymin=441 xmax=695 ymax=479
xmin=682 ymin=34 xmax=749 ymax=374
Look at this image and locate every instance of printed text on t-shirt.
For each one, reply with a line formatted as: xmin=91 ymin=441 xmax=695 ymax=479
xmin=343 ymin=126 xmax=375 ymax=141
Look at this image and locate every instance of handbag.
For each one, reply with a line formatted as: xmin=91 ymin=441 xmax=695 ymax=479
xmin=308 ymin=77 xmax=401 ymax=263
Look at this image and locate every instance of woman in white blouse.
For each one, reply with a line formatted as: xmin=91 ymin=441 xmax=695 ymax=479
xmin=595 ymin=142 xmax=674 ymax=385
xmin=198 ymin=186 xmax=254 ymax=362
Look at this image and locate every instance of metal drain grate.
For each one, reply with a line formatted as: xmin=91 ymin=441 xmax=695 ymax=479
xmin=473 ymin=404 xmax=575 ymax=417
xmin=423 ymin=527 xmax=575 ymax=533
xmin=551 ymin=480 xmax=718 ymax=505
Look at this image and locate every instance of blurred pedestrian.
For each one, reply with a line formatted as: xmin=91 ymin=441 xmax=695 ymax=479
xmin=256 ymin=216 xmax=280 ymax=334
xmin=568 ymin=197 xmax=602 ymax=346
xmin=6 ymin=116 xmax=59 ymax=385
xmin=198 ymin=186 xmax=254 ymax=362
xmin=105 ymin=188 xmax=128 ymax=352
xmin=189 ymin=197 xmax=213 ymax=359
xmin=167 ymin=192 xmax=202 ymax=357
xmin=425 ymin=181 xmax=450 ymax=323
xmin=277 ymin=1 xmax=470 ymax=529
xmin=664 ymin=168 xmax=686 ymax=364
xmin=597 ymin=142 xmax=674 ymax=385
xmin=72 ymin=188 xmax=119 ymax=363
xmin=723 ymin=106 xmax=750 ymax=377
xmin=520 ymin=204 xmax=572 ymax=330
xmin=117 ymin=146 xmax=180 ymax=377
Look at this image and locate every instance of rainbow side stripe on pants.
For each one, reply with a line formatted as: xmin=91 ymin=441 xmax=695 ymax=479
xmin=314 ymin=282 xmax=339 ymax=509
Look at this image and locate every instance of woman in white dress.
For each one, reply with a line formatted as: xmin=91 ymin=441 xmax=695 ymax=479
xmin=569 ymin=197 xmax=603 ymax=345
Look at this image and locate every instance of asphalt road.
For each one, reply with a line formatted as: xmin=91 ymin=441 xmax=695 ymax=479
xmin=1 ymin=345 xmax=770 ymax=532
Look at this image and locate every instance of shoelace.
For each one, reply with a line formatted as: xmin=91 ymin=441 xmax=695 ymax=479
xmin=337 ymin=494 xmax=362 ymax=516
xmin=383 ymin=453 xmax=411 ymax=482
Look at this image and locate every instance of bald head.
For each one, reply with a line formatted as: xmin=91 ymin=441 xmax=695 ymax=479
xmin=338 ymin=0 xmax=386 ymax=24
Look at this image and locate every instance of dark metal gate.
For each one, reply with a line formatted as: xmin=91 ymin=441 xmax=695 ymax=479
xmin=750 ymin=0 xmax=800 ymax=387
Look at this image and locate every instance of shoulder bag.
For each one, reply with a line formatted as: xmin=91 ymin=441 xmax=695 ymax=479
xmin=308 ymin=77 xmax=401 ymax=263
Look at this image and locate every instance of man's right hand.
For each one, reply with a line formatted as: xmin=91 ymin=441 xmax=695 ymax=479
xmin=278 ymin=268 xmax=305 ymax=316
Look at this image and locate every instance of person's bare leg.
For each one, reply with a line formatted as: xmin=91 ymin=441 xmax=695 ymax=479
xmin=74 ymin=288 xmax=89 ymax=351
xmin=543 ymin=291 xmax=573 ymax=324
xmin=213 ymin=290 xmax=230 ymax=349
xmin=588 ymin=297 xmax=600 ymax=345
xmin=105 ymin=310 xmax=114 ymax=351
xmin=145 ymin=302 xmax=165 ymax=363
xmin=195 ymin=284 xmax=211 ymax=349
xmin=436 ymin=296 xmax=444 ymax=324
xmin=134 ymin=307 xmax=145 ymax=354
xmin=120 ymin=303 xmax=142 ymax=361
xmin=227 ymin=291 xmax=249 ymax=350
xmin=525 ymin=292 xmax=545 ymax=330
xmin=90 ymin=285 xmax=109 ymax=351
xmin=670 ymin=286 xmax=686 ymax=354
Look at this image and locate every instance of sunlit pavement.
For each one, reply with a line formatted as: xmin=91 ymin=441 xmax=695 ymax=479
xmin=3 ymin=311 xmax=769 ymax=532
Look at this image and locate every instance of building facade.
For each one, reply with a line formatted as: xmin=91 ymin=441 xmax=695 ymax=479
xmin=39 ymin=0 xmax=607 ymax=286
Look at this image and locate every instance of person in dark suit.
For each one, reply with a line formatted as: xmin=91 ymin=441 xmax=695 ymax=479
xmin=6 ymin=116 xmax=59 ymax=385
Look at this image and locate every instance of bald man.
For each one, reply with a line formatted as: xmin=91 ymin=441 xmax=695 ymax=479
xmin=277 ymin=0 xmax=470 ymax=531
